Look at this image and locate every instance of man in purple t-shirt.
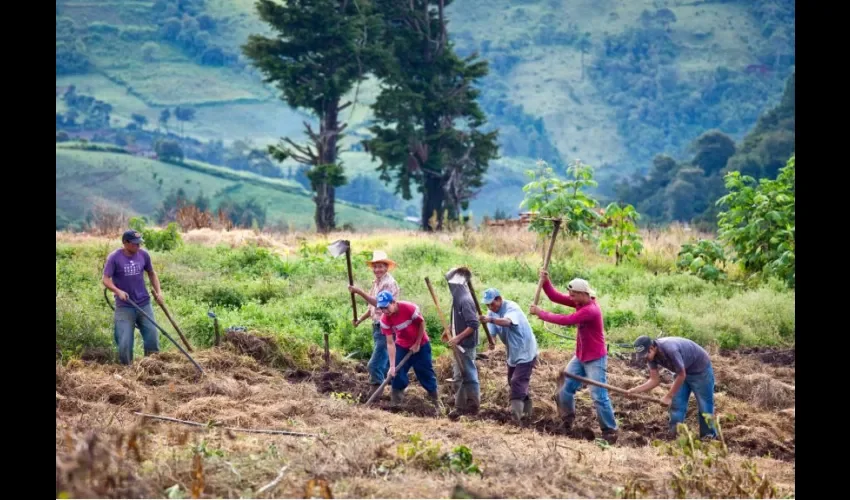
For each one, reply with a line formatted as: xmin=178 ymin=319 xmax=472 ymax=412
xmin=628 ymin=335 xmax=717 ymax=439
xmin=102 ymin=229 xmax=165 ymax=365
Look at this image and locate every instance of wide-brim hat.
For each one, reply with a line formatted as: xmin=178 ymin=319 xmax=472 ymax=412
xmin=367 ymin=250 xmax=396 ymax=270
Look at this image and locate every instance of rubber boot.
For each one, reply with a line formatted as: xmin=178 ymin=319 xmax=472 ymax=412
xmin=602 ymin=429 xmax=619 ymax=445
xmin=510 ymin=399 xmax=525 ymax=424
xmin=454 ymin=386 xmax=467 ymax=412
xmin=427 ymin=390 xmax=441 ymax=413
xmin=556 ymin=393 xmax=576 ymax=429
xmin=523 ymin=397 xmax=533 ymax=419
xmin=468 ymin=389 xmax=480 ymax=415
xmin=390 ymin=389 xmax=404 ymax=406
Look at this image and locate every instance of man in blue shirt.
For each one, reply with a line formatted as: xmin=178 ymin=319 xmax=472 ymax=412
xmin=628 ymin=335 xmax=717 ymax=439
xmin=479 ymin=288 xmax=539 ymax=424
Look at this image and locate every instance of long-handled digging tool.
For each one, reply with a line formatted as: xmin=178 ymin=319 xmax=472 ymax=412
xmin=103 ymin=288 xmax=204 ymax=374
xmin=328 ymin=239 xmax=357 ymax=323
xmin=151 ymin=288 xmax=193 ymax=352
xmin=365 ymin=350 xmax=415 ymax=405
xmin=563 ymin=371 xmax=665 ymax=406
xmin=424 ymin=277 xmax=467 ymax=384
xmin=533 ymin=218 xmax=562 ymax=308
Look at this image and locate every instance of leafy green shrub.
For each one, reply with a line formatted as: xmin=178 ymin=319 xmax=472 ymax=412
xmin=394 ymin=434 xmax=482 ymax=475
xmin=676 ymin=239 xmax=727 ymax=282
xmin=445 ymin=445 xmax=482 ymax=475
xmin=128 ymin=217 xmax=182 ymax=252
xmin=717 ymin=155 xmax=795 ymax=287
xmin=717 ymin=327 xmax=743 ymax=350
xmin=605 ymin=309 xmax=639 ymax=330
xmin=598 ymin=203 xmax=644 ymax=265
xmin=521 ymin=159 xmax=602 ymax=240
xmin=201 ymin=285 xmax=245 ymax=309
xmin=220 ymin=245 xmax=285 ymax=276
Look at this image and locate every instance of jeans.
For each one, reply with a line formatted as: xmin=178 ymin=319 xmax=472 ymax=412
xmin=391 ymin=342 xmax=438 ymax=393
xmin=368 ymin=323 xmax=390 ymax=385
xmin=558 ymin=355 xmax=617 ymax=432
xmin=670 ymin=364 xmax=717 ymax=438
xmin=113 ymin=303 xmax=159 ymax=365
xmin=452 ymin=344 xmax=480 ymax=408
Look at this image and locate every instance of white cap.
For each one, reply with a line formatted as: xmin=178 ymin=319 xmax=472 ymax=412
xmin=568 ymin=278 xmax=596 ymax=298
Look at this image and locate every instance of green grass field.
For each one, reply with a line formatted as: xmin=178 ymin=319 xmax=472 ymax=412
xmin=56 ymin=146 xmax=416 ymax=230
xmin=56 ymin=227 xmax=795 ymax=363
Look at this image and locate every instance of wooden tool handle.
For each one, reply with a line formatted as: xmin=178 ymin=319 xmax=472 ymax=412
xmin=152 ymin=289 xmax=194 ymax=352
xmin=365 ymin=350 xmax=415 ymax=405
xmin=533 ymin=219 xmax=562 ymax=306
xmin=425 ymin=277 xmax=451 ymax=332
xmin=345 ymin=249 xmax=357 ymax=322
xmin=563 ymin=372 xmax=666 ymax=405
xmin=465 ymin=280 xmax=494 ymax=346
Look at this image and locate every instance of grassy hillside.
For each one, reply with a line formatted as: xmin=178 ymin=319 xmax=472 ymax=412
xmin=56 ymin=0 xmax=794 ymax=212
xmin=56 ymin=146 xmax=417 ymax=230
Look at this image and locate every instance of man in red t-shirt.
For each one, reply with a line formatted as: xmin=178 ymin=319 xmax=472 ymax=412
xmin=377 ymin=291 xmax=440 ymax=409
xmin=529 ymin=270 xmax=618 ymax=443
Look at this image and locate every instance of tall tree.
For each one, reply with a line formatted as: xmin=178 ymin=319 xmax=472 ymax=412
xmin=242 ymin=0 xmax=381 ymax=233
xmin=174 ymin=106 xmax=196 ymax=136
xmin=364 ymin=0 xmax=499 ymax=231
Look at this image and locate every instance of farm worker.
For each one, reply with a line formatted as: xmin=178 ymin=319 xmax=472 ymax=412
xmin=479 ymin=288 xmax=539 ymax=425
xmin=377 ymin=291 xmax=441 ymax=410
xmin=628 ymin=335 xmax=717 ymax=439
xmin=102 ymin=229 xmax=164 ymax=365
xmin=348 ymin=250 xmax=401 ymax=388
xmin=529 ymin=271 xmax=618 ymax=443
xmin=445 ymin=268 xmax=481 ymax=414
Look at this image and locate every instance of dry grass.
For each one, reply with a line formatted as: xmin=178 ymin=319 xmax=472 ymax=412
xmin=57 ymin=334 xmax=795 ymax=499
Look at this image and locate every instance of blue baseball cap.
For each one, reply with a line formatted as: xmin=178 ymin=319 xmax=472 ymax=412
xmin=482 ymin=288 xmax=501 ymax=304
xmin=122 ymin=229 xmax=144 ymax=244
xmin=376 ymin=290 xmax=394 ymax=308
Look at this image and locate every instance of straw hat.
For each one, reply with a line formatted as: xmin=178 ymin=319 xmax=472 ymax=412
xmin=366 ymin=250 xmax=397 ymax=270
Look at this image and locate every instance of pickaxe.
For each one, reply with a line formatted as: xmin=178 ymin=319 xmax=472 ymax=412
xmin=328 ymin=239 xmax=357 ymax=323
xmin=563 ymin=371 xmax=665 ymax=405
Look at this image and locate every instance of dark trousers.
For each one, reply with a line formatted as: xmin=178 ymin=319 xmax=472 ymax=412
xmin=507 ymin=357 xmax=536 ymax=401
xmin=391 ymin=342 xmax=438 ymax=393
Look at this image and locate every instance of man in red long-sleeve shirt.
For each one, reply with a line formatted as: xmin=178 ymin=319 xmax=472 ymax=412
xmin=529 ymin=270 xmax=618 ymax=443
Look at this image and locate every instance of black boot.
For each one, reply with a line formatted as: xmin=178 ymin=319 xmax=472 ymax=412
xmin=390 ymin=389 xmax=404 ymax=406
xmin=427 ymin=390 xmax=441 ymax=412
xmin=523 ymin=397 xmax=533 ymax=419
xmin=510 ymin=400 xmax=524 ymax=424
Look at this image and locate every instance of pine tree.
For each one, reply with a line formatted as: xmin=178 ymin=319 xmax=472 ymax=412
xmin=364 ymin=0 xmax=499 ymax=231
xmin=242 ymin=0 xmax=381 ymax=232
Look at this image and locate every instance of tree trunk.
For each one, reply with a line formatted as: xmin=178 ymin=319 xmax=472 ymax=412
xmin=314 ymin=100 xmax=340 ymax=233
xmin=314 ymin=183 xmax=336 ymax=233
xmin=421 ymin=174 xmax=444 ymax=231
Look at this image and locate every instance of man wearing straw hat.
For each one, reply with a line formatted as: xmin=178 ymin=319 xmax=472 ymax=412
xmin=348 ymin=250 xmax=401 ymax=389
xmin=529 ymin=270 xmax=618 ymax=443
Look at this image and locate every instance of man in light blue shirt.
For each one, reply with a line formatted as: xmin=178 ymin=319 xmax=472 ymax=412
xmin=479 ymin=288 xmax=539 ymax=424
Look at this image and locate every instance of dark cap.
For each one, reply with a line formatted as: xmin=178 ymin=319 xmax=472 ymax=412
xmin=633 ymin=335 xmax=654 ymax=359
xmin=122 ymin=230 xmax=144 ymax=244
